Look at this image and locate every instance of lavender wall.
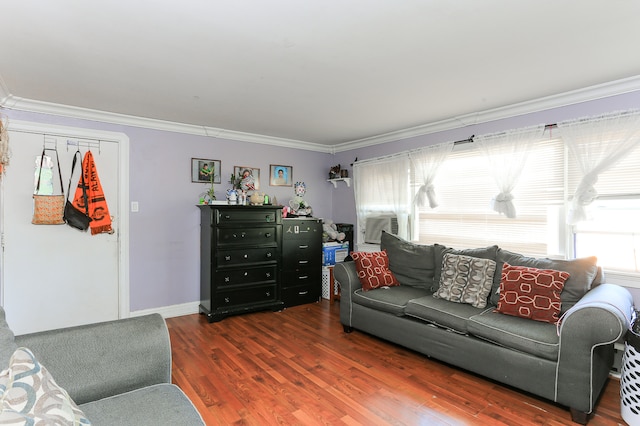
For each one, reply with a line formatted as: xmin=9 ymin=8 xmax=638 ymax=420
xmin=331 ymin=90 xmax=640 ymax=231
xmin=2 ymin=110 xmax=334 ymax=312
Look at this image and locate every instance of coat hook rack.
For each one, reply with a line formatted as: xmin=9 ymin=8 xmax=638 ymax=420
xmin=66 ymin=139 xmax=101 ymax=154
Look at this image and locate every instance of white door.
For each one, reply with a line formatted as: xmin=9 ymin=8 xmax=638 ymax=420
xmin=1 ymin=121 xmax=128 ymax=335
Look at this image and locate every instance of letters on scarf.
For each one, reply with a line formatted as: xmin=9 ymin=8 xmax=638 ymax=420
xmin=72 ymin=151 xmax=113 ymax=235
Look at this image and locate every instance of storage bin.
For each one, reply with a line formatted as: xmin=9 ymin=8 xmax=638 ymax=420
xmin=621 ymin=310 xmax=640 ymax=424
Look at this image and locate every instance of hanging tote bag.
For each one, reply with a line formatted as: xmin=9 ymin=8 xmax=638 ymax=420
xmin=32 ymin=148 xmax=65 ymax=225
xmin=63 ymin=150 xmax=92 ymax=231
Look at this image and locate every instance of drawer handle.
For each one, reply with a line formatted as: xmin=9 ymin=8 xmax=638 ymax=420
xmin=225 ymin=255 xmax=231 ymax=261
xmin=265 ymin=215 xmax=272 ymax=222
xmin=224 ymin=214 xmax=231 ymax=220
xmin=266 ymin=252 xmax=272 ymax=258
xmin=244 ymin=272 xmax=248 ymax=277
xmin=298 ymin=275 xmax=308 ymax=280
xmin=266 ymin=272 xmax=271 ymax=278
xmin=243 ymin=254 xmax=249 ymax=259
xmin=265 ymin=233 xmax=271 ymax=238
xmin=241 ymin=233 xmax=246 ymax=238
xmin=265 ymin=291 xmax=271 ymax=297
xmin=224 ymin=297 xmax=230 ymax=303
xmin=224 ymin=277 xmax=230 ymax=282
xmin=298 ymin=260 xmax=308 ymax=264
xmin=298 ymin=290 xmax=309 ymax=296
xmin=298 ymin=245 xmax=309 ymax=249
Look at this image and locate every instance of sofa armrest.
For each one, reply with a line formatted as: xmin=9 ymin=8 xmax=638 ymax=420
xmin=14 ymin=314 xmax=171 ymax=405
xmin=556 ymin=283 xmax=634 ymax=412
xmin=333 ymin=261 xmax=361 ymax=328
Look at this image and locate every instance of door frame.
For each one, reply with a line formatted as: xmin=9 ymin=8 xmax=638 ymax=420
xmin=1 ymin=119 xmax=130 ymax=318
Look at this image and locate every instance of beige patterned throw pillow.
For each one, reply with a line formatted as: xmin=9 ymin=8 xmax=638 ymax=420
xmin=434 ymin=253 xmax=497 ymax=308
xmin=0 ymin=347 xmax=91 ymax=425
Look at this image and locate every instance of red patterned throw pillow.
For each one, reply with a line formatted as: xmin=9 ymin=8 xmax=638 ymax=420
xmin=496 ymin=263 xmax=570 ymax=324
xmin=350 ymin=251 xmax=400 ymax=291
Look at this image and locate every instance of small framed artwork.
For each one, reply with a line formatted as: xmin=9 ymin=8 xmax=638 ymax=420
xmin=270 ymin=164 xmax=293 ymax=186
xmin=234 ymin=166 xmax=260 ymax=191
xmin=192 ymin=158 xmax=221 ymax=183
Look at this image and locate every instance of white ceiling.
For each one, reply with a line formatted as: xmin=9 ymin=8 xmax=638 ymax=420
xmin=1 ymin=1 xmax=640 ymax=149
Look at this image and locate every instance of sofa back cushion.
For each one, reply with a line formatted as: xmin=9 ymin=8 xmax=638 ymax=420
xmin=433 ymin=244 xmax=499 ymax=293
xmin=0 ymin=307 xmax=17 ymax=370
xmin=494 ymin=249 xmax=598 ymax=313
xmin=380 ymin=231 xmax=436 ymax=291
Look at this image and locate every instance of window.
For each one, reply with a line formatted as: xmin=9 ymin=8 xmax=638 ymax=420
xmin=415 ymin=137 xmax=566 ymax=258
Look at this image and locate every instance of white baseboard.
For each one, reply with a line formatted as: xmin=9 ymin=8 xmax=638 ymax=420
xmin=130 ymin=302 xmax=200 ymax=319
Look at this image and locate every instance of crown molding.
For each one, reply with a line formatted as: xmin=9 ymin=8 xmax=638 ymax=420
xmin=2 ymin=75 xmax=639 ymax=154
xmin=331 ymin=75 xmax=640 ymax=153
xmin=0 ymin=94 xmax=334 ymax=153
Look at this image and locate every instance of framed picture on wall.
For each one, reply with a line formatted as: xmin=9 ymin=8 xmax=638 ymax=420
xmin=269 ymin=164 xmax=293 ymax=186
xmin=192 ymin=158 xmax=221 ymax=183
xmin=234 ymin=166 xmax=260 ymax=191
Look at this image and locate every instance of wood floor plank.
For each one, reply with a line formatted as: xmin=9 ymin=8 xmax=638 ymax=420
xmin=167 ymin=301 xmax=626 ymax=425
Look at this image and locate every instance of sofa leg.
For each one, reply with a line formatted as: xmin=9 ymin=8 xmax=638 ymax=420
xmin=570 ymin=408 xmax=590 ymax=425
xmin=342 ymin=324 xmax=353 ymax=333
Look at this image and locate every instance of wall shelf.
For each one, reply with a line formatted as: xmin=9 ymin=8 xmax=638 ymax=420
xmin=327 ymin=178 xmax=351 ymax=188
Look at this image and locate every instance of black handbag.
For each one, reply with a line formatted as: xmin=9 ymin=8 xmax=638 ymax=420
xmin=64 ymin=150 xmax=92 ymax=231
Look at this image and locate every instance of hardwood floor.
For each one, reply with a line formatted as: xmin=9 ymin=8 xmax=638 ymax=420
xmin=167 ymin=300 xmax=626 ymax=425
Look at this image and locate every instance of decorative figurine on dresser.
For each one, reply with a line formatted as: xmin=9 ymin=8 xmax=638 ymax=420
xmin=198 ymin=205 xmax=284 ymax=322
xmin=281 ymin=218 xmax=323 ymax=307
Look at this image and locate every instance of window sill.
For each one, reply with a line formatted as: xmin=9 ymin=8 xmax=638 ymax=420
xmin=602 ymin=270 xmax=640 ymax=289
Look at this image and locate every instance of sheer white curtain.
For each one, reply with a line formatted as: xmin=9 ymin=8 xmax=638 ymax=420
xmin=474 ymin=124 xmax=546 ymax=218
xmin=558 ymin=109 xmax=640 ymax=224
xmin=409 ymin=141 xmax=454 ymax=208
xmin=353 ymin=154 xmax=411 ymax=241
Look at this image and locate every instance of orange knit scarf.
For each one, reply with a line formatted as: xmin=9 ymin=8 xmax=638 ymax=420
xmin=72 ymin=151 xmax=112 ymax=235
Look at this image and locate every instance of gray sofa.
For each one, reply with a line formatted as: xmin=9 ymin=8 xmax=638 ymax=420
xmin=334 ymin=231 xmax=634 ymax=424
xmin=0 ymin=308 xmax=204 ymax=425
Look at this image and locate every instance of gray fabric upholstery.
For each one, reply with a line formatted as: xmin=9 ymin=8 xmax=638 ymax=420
xmin=337 ymin=242 xmax=634 ymax=419
xmin=0 ymin=307 xmax=17 ymax=369
xmin=432 ymin=244 xmax=499 ymax=293
xmin=11 ymin=313 xmax=205 ymax=425
xmin=80 ymin=384 xmax=204 ymax=426
xmin=352 ymin=286 xmax=429 ymax=316
xmin=494 ymin=249 xmax=599 ymax=312
xmin=405 ymin=296 xmax=487 ymax=334
xmin=467 ymin=309 xmax=560 ymax=361
xmin=380 ymin=231 xmax=436 ymax=290
xmin=15 ymin=314 xmax=171 ymax=405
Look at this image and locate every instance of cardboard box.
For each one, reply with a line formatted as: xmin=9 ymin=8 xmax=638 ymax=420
xmin=322 ymin=242 xmax=349 ymax=266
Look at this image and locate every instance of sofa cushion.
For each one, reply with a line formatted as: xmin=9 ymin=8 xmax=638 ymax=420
xmin=351 ymin=251 xmax=400 ymax=291
xmin=352 ymin=286 xmax=429 ymax=316
xmin=434 ymin=253 xmax=496 ymax=309
xmin=0 ymin=347 xmax=90 ymax=424
xmin=493 ymin=249 xmax=598 ymax=313
xmin=380 ymin=231 xmax=436 ymax=291
xmin=406 ymin=296 xmax=489 ymax=334
xmin=468 ymin=309 xmax=560 ymax=361
xmin=80 ymin=383 xmax=204 ymax=426
xmin=432 ymin=244 xmax=499 ymax=293
xmin=495 ymin=263 xmax=569 ymax=324
xmin=0 ymin=308 xmax=17 ymax=370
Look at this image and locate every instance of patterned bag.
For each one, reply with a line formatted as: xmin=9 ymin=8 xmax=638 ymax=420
xmin=32 ymin=148 xmax=65 ymax=225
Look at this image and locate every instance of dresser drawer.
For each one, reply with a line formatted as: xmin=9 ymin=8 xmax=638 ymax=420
xmin=216 ymin=247 xmax=278 ymax=266
xmin=283 ymin=245 xmax=321 ymax=268
xmin=215 ymin=285 xmax=277 ymax=309
xmin=215 ymin=265 xmax=277 ymax=287
xmin=217 ymin=209 xmax=280 ymax=224
xmin=283 ymin=219 xmax=322 ymax=241
xmin=281 ymin=284 xmax=320 ymax=307
xmin=217 ymin=226 xmax=278 ymax=246
xmin=282 ymin=269 xmax=321 ymax=289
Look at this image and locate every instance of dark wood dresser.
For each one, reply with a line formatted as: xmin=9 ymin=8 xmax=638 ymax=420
xmin=198 ymin=205 xmax=284 ymax=322
xmin=281 ymin=218 xmax=322 ymax=308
